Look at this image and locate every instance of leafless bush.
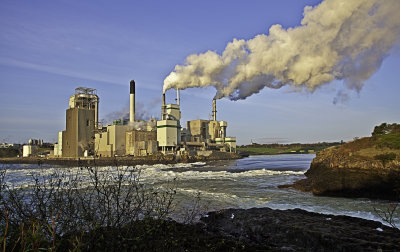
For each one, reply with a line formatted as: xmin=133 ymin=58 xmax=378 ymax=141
xmin=0 ymin=163 xmax=177 ymax=241
xmin=375 ymin=202 xmax=399 ymax=230
xmin=182 ymin=191 xmax=210 ymax=224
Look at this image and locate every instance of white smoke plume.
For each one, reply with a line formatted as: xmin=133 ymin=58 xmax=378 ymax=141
xmin=163 ymin=0 xmax=400 ymax=100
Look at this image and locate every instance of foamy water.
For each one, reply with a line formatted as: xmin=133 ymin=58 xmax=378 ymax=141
xmin=1 ymin=154 xmax=399 ymax=227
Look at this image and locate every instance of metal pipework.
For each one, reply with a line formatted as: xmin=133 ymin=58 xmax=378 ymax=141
xmin=130 ymin=80 xmax=135 ymax=123
xmin=162 ymin=92 xmax=166 ymax=120
xmin=212 ymin=99 xmax=217 ymax=121
xmin=94 ymin=96 xmax=99 ymax=128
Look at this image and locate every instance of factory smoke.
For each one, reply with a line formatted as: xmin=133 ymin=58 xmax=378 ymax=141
xmin=163 ymin=0 xmax=400 ymax=101
xmin=102 ymin=99 xmax=160 ymax=126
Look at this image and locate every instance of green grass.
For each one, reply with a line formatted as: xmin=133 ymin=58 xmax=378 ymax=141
xmin=237 ymin=147 xmax=311 ymax=155
xmin=376 ymin=133 xmax=400 ymax=149
xmin=237 ymin=142 xmax=341 ymax=155
xmin=238 ymin=147 xmax=283 ymax=154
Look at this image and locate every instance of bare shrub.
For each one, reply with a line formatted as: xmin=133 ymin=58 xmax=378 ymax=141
xmin=0 ymin=163 xmax=177 ymax=249
xmin=182 ymin=191 xmax=210 ymax=224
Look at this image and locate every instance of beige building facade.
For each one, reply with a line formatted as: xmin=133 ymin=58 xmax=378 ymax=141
xmin=94 ymin=125 xmax=128 ymax=157
xmin=62 ymin=108 xmax=95 ymax=157
xmin=126 ymin=130 xmax=157 ymax=156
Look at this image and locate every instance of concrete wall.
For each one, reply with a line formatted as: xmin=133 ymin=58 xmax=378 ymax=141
xmin=23 ymin=145 xmax=38 ymax=157
xmin=208 ymin=121 xmax=221 ymax=141
xmin=95 ymin=130 xmax=112 ymax=157
xmin=54 ymin=131 xmax=63 ymax=157
xmin=157 ymin=120 xmax=180 ymax=147
xmin=166 ymin=104 xmax=181 ymax=120
xmin=62 ymin=108 xmax=95 ymax=157
xmin=126 ymin=130 xmax=157 ymax=156
xmin=187 ymin=120 xmax=209 ymax=142
xmin=94 ymin=125 xmax=128 ymax=157
xmin=108 ymin=125 xmax=127 ymax=156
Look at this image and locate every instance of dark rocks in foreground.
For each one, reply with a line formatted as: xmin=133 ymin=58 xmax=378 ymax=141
xmin=44 ymin=207 xmax=400 ymax=251
xmin=201 ymin=207 xmax=400 ymax=251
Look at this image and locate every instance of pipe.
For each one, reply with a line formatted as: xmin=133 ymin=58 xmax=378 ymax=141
xmin=130 ymin=80 xmax=135 ymax=123
xmin=162 ymin=92 xmax=166 ymax=120
xmin=177 ymin=88 xmax=180 ymax=105
xmin=212 ymin=99 xmax=217 ymax=121
xmin=94 ymin=96 xmax=99 ymax=128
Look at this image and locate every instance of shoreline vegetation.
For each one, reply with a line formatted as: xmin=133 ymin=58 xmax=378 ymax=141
xmin=284 ymin=123 xmax=400 ymax=201
xmin=237 ymin=142 xmax=342 ymax=156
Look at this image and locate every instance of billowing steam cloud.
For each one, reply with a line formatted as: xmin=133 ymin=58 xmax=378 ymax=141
xmin=163 ymin=0 xmax=400 ymax=100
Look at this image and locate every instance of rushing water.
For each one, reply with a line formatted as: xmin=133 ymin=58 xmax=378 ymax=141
xmin=1 ymin=154 xmax=399 ymax=226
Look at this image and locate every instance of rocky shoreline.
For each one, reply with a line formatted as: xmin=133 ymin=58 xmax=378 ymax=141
xmin=199 ymin=207 xmax=400 ymax=251
xmin=48 ymin=207 xmax=400 ymax=251
xmin=0 ymin=151 xmax=242 ymax=167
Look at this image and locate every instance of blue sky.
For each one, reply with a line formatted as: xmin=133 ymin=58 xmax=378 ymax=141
xmin=1 ymin=0 xmax=399 ymax=145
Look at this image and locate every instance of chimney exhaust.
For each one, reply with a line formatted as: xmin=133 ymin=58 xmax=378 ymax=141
xmin=212 ymin=99 xmax=217 ymax=121
xmin=130 ymin=80 xmax=135 ymax=123
xmin=177 ymin=88 xmax=180 ymax=105
xmin=162 ymin=92 xmax=166 ymax=120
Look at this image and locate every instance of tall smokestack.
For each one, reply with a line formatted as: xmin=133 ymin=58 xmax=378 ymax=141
xmin=130 ymin=80 xmax=135 ymax=123
xmin=162 ymin=92 xmax=166 ymax=120
xmin=177 ymin=88 xmax=180 ymax=105
xmin=212 ymin=99 xmax=217 ymax=121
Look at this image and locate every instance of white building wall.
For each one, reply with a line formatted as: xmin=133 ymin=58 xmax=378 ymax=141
xmin=23 ymin=145 xmax=38 ymax=157
xmin=157 ymin=120 xmax=179 ymax=147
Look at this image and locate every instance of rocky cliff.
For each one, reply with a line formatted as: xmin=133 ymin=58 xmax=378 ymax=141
xmin=292 ymin=131 xmax=400 ymax=200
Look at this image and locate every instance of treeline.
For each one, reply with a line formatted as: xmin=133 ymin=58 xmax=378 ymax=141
xmin=240 ymin=142 xmax=342 ymax=150
xmin=0 ymin=148 xmax=20 ymax=158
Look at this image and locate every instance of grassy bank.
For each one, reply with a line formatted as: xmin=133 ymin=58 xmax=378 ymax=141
xmin=238 ymin=142 xmax=342 ymax=155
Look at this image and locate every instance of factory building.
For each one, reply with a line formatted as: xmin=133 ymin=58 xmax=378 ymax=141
xmin=55 ymin=79 xmax=236 ymax=158
xmin=180 ymin=99 xmax=236 ymax=153
xmin=53 ymin=131 xmax=63 ymax=157
xmin=95 ymin=124 xmax=128 ymax=157
xmin=61 ymin=87 xmax=98 ymax=157
xmin=157 ymin=90 xmax=182 ymax=154
xmin=93 ymin=80 xmax=158 ymax=157
xmin=23 ymin=145 xmax=38 ymax=157
xmin=156 ymin=90 xmax=236 ymax=154
xmin=126 ymin=129 xmax=157 ymax=156
xmin=125 ymin=80 xmax=158 ymax=156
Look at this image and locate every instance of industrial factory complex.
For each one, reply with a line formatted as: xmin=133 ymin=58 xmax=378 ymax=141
xmin=52 ymin=80 xmax=236 ymax=159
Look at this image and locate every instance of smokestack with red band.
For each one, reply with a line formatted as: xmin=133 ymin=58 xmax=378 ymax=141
xmin=130 ymin=80 xmax=135 ymax=123
xmin=212 ymin=99 xmax=217 ymax=121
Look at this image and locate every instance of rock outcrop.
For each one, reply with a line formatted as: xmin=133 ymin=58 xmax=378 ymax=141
xmin=291 ymin=136 xmax=400 ymax=200
xmin=201 ymin=207 xmax=400 ymax=251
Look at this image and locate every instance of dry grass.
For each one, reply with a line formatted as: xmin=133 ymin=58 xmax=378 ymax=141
xmin=356 ymin=147 xmax=400 ymax=158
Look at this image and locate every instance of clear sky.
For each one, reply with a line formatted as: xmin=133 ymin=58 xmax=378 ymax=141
xmin=1 ymin=0 xmax=399 ymax=145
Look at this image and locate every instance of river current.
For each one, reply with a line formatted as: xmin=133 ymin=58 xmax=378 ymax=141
xmin=2 ymin=154 xmax=399 ymax=226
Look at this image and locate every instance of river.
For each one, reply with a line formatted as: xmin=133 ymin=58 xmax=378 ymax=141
xmin=2 ymin=154 xmax=399 ymax=226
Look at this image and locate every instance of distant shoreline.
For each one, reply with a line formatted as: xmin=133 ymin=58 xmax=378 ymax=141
xmin=0 ymin=152 xmax=242 ymax=167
